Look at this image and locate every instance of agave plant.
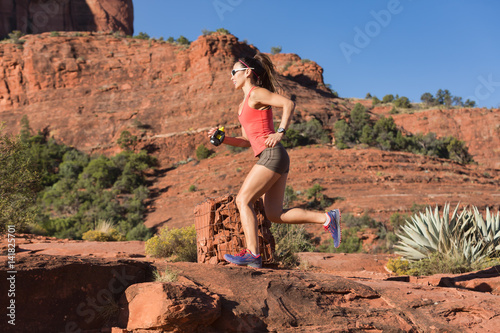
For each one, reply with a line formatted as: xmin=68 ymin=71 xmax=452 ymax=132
xmin=395 ymin=203 xmax=500 ymax=263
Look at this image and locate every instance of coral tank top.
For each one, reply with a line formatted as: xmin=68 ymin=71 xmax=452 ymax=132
xmin=238 ymin=87 xmax=275 ymax=156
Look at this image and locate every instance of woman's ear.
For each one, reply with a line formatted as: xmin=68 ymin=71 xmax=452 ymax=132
xmin=245 ymin=68 xmax=252 ymax=79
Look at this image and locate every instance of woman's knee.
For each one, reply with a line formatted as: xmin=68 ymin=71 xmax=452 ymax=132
xmin=235 ymin=194 xmax=252 ymax=210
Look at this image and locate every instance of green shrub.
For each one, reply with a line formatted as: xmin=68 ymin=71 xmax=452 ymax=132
xmin=306 ymin=184 xmax=332 ymax=210
xmin=82 ymin=221 xmax=125 ymax=241
xmin=188 ymin=185 xmax=196 ymax=192
xmin=270 ymin=223 xmax=314 ymax=268
xmin=196 ymin=144 xmax=214 ymax=160
xmin=283 ymin=185 xmax=298 ymax=209
xmin=389 ymin=212 xmax=409 ymax=230
xmin=6 ymin=30 xmax=25 ymax=44
xmin=22 ymin=124 xmax=157 ymax=239
xmin=382 ymin=94 xmax=394 ymax=103
xmin=82 ymin=229 xmax=125 ymax=241
xmin=320 ymin=227 xmax=362 ymax=253
xmin=50 ymin=31 xmax=60 ymax=37
xmin=0 ymin=126 xmax=42 ymax=232
xmin=216 ymin=28 xmax=230 ymax=34
xmin=134 ymin=32 xmax=150 ymax=40
xmin=394 ymin=96 xmax=411 ymax=108
xmin=126 ymin=223 xmax=153 ymax=241
xmin=281 ymin=119 xmax=329 ymax=148
xmin=176 ymin=35 xmax=190 ymax=45
xmin=271 ymin=46 xmax=282 ymax=54
xmin=145 ymin=225 xmax=197 ymax=262
xmin=117 ymin=131 xmax=138 ymax=150
xmin=372 ymin=96 xmax=381 ymax=106
xmin=333 ymin=104 xmax=473 ymax=163
xmin=153 ymin=267 xmax=179 ymax=282
xmin=227 ymin=145 xmax=248 ymax=154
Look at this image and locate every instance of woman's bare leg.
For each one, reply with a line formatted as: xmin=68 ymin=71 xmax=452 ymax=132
xmin=236 ymin=165 xmax=281 ymax=255
xmin=263 ymin=173 xmax=326 ymax=224
xmin=237 ymin=164 xmax=330 ymax=255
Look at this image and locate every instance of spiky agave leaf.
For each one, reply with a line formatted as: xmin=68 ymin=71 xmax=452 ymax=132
xmin=395 ymin=203 xmax=500 ymax=264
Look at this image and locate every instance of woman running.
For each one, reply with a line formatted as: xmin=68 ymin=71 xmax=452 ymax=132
xmin=207 ymin=53 xmax=341 ymax=268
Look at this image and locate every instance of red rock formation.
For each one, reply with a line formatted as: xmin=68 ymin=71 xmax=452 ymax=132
xmin=0 ymin=0 xmax=134 ymax=39
xmin=0 ymin=254 xmax=151 ymax=333
xmin=0 ymin=31 xmax=498 ymax=232
xmin=118 ymin=282 xmax=221 ymax=332
xmin=194 ymin=194 xmax=275 ymax=264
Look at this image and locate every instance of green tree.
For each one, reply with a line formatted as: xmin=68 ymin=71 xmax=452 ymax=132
xmin=216 ymin=28 xmax=230 ymax=34
xmin=271 ymin=46 xmax=282 ymax=55
xmin=333 ymin=120 xmax=355 ymax=148
xmin=117 ymin=130 xmax=138 ymax=150
xmin=196 ymin=144 xmax=214 ymax=160
xmin=382 ymin=94 xmax=394 ymax=103
xmin=176 ymin=35 xmax=190 ymax=45
xmin=134 ymin=32 xmax=150 ymax=40
xmin=350 ymin=103 xmax=370 ymax=136
xmin=0 ymin=126 xmax=41 ymax=232
xmin=394 ymin=96 xmax=411 ymax=108
xmin=420 ymin=92 xmax=435 ymax=106
xmin=372 ymin=96 xmax=381 ymax=106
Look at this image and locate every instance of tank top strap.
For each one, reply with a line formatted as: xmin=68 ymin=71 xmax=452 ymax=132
xmin=244 ymin=86 xmax=258 ymax=108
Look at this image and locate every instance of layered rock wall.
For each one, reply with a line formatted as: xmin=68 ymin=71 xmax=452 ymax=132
xmin=0 ymin=0 xmax=134 ymax=39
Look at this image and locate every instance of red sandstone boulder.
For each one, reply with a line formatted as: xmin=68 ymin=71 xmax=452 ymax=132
xmin=118 ymin=282 xmax=221 ymax=332
xmin=0 ymin=0 xmax=133 ymax=39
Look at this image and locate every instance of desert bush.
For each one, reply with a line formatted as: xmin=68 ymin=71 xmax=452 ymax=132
xmin=82 ymin=220 xmax=126 ymax=241
xmin=382 ymin=94 xmax=394 ymax=103
xmin=145 ymin=225 xmax=197 ymax=262
xmin=281 ymin=119 xmax=329 ymax=148
xmin=333 ymin=103 xmax=473 ymax=163
xmin=117 ymin=130 xmax=138 ymax=150
xmin=394 ymin=96 xmax=411 ymax=108
xmin=176 ymin=35 xmax=190 ymax=45
xmin=270 ymin=223 xmax=314 ymax=268
xmin=306 ymin=184 xmax=332 ymax=210
xmin=372 ymin=96 xmax=381 ymax=106
xmin=134 ymin=32 xmax=150 ymax=40
xmin=283 ymin=185 xmax=298 ymax=209
xmin=126 ymin=223 xmax=153 ymax=241
xmin=6 ymin=30 xmax=25 ymax=44
xmin=216 ymin=28 xmax=230 ymax=34
xmin=153 ymin=267 xmax=179 ymax=282
xmin=271 ymin=46 xmax=282 ymax=54
xmin=0 ymin=126 xmax=41 ymax=232
xmin=23 ymin=127 xmax=157 ymax=239
xmin=196 ymin=144 xmax=214 ymax=160
xmin=319 ymin=213 xmax=386 ymax=254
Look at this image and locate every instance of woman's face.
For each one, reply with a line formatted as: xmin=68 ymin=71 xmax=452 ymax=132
xmin=231 ymin=63 xmax=248 ymax=90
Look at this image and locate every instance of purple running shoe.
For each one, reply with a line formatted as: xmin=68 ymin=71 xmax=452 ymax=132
xmin=324 ymin=209 xmax=341 ymax=248
xmin=224 ymin=249 xmax=262 ymax=268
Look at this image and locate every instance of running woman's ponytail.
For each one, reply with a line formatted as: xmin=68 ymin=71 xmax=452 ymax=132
xmin=238 ymin=52 xmax=282 ymax=93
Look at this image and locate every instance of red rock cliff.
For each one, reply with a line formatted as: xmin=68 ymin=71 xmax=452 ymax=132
xmin=0 ymin=0 xmax=134 ymax=39
xmin=0 ymin=32 xmax=342 ymax=163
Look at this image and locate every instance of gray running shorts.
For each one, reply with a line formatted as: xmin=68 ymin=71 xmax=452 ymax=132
xmin=256 ymin=143 xmax=290 ymax=175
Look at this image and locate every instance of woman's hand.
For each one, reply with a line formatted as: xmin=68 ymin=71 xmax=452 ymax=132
xmin=264 ymin=132 xmax=284 ymax=148
xmin=207 ymin=127 xmax=218 ymax=139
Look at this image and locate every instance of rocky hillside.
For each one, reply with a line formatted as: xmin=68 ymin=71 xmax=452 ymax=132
xmin=0 ymin=31 xmax=499 ymax=231
xmin=1 ymin=236 xmax=499 ymax=332
xmin=0 ymin=0 xmax=134 ymax=39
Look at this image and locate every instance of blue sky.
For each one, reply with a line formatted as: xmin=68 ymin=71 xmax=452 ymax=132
xmin=134 ymin=0 xmax=500 ymax=108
